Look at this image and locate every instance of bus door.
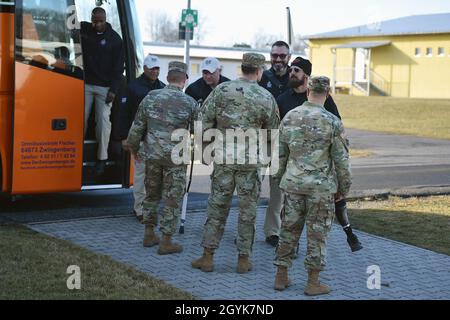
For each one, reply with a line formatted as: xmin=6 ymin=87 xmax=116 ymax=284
xmin=12 ymin=0 xmax=85 ymax=194
xmin=75 ymin=0 xmax=143 ymax=189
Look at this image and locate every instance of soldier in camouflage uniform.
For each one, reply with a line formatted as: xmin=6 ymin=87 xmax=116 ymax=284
xmin=192 ymin=53 xmax=280 ymax=273
xmin=127 ymin=61 xmax=198 ymax=255
xmin=273 ymin=76 xmax=352 ymax=296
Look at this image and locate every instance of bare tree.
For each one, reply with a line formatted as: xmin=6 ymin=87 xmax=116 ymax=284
xmin=146 ymin=11 xmax=182 ymax=43
xmin=192 ymin=15 xmax=209 ymax=45
xmin=252 ymin=30 xmax=282 ymax=50
xmin=292 ymin=35 xmax=309 ymax=56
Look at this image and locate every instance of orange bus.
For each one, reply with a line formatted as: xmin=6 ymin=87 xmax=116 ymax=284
xmin=0 ymin=0 xmax=143 ymax=195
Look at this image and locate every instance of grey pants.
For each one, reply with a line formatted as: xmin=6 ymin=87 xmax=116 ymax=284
xmin=84 ymin=84 xmax=112 ymax=161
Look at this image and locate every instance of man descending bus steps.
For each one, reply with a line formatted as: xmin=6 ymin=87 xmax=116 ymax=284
xmin=126 ymin=61 xmax=198 ymax=255
xmin=81 ymin=7 xmax=125 ymax=176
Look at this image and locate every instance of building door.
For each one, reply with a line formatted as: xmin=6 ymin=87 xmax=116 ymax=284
xmin=354 ymin=48 xmax=368 ymax=82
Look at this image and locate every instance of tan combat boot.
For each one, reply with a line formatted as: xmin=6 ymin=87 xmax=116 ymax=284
xmin=304 ymin=269 xmax=331 ymax=296
xmin=143 ymin=224 xmax=159 ymax=247
xmin=274 ymin=266 xmax=291 ymax=291
xmin=157 ymin=234 xmax=183 ymax=255
xmin=236 ymin=254 xmax=252 ymax=274
xmin=191 ymin=248 xmax=215 ymax=272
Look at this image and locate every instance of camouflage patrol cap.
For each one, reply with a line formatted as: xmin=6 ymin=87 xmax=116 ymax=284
xmin=242 ymin=53 xmax=266 ymax=69
xmin=307 ymin=76 xmax=331 ymax=94
xmin=168 ymin=61 xmax=188 ymax=74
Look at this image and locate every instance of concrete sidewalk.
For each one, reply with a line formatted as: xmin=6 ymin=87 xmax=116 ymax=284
xmin=28 ymin=207 xmax=450 ymax=300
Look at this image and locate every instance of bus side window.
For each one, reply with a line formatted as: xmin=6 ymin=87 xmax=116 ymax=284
xmin=15 ymin=0 xmax=83 ymax=79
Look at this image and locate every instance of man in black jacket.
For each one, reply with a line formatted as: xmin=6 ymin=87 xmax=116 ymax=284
xmin=259 ymin=41 xmax=292 ymax=247
xmin=258 ymin=41 xmax=291 ymax=99
xmin=276 ymin=56 xmax=363 ymax=253
xmin=277 ymin=57 xmax=340 ymax=119
xmin=82 ymin=7 xmax=124 ymax=176
xmin=185 ymin=57 xmax=230 ymax=103
xmin=120 ymin=54 xmax=166 ymax=222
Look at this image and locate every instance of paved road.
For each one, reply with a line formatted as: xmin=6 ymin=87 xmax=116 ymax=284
xmin=1 ymin=129 xmax=449 ymax=223
xmin=187 ymin=128 xmax=450 ymax=202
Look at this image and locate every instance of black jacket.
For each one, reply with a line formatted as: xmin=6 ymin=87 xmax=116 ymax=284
xmin=117 ymin=74 xmax=166 ymax=140
xmin=80 ymin=21 xmax=124 ymax=94
xmin=258 ymin=68 xmax=290 ymax=99
xmin=277 ymin=88 xmax=341 ymax=120
xmin=185 ymin=75 xmax=230 ymax=103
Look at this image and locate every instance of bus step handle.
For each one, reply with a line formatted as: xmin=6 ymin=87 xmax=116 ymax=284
xmin=52 ymin=119 xmax=67 ymax=131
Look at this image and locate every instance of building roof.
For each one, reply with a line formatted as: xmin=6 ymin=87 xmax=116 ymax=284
xmin=306 ymin=13 xmax=450 ymax=40
xmin=143 ymin=42 xmax=307 ymax=61
xmin=332 ymin=40 xmax=391 ymax=49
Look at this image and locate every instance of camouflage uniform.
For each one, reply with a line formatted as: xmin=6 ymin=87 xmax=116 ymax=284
xmin=127 ymin=62 xmax=198 ymax=236
xmin=274 ymin=76 xmax=351 ymax=271
xmin=199 ymin=53 xmax=280 ymax=255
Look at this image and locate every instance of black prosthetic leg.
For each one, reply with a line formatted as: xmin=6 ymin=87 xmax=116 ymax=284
xmin=335 ymin=200 xmax=363 ymax=252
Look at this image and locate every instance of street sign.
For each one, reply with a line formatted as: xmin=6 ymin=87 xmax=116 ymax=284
xmin=181 ymin=9 xmax=198 ymax=28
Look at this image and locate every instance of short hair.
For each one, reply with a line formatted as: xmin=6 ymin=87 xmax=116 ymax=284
xmin=241 ymin=65 xmax=259 ymax=75
xmin=271 ymin=41 xmax=290 ymax=51
xmin=167 ymin=70 xmax=186 ymax=83
xmin=92 ymin=7 xmax=106 ymax=16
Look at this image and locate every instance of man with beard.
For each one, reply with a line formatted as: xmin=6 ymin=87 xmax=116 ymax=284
xmin=259 ymin=41 xmax=291 ymax=99
xmin=259 ymin=41 xmax=291 ymax=247
xmin=277 ymin=57 xmax=340 ymax=119
xmin=275 ymin=57 xmax=363 ymax=253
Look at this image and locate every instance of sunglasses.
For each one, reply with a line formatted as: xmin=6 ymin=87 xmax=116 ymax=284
xmin=289 ymin=66 xmax=303 ymax=73
xmin=271 ymin=53 xmax=288 ymax=60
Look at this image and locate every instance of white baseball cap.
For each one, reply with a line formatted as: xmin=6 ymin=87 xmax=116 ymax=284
xmin=201 ymin=57 xmax=220 ymax=73
xmin=144 ymin=54 xmax=161 ymax=69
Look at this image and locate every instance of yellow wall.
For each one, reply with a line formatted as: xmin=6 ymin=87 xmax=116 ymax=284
xmin=309 ymin=34 xmax=450 ymax=98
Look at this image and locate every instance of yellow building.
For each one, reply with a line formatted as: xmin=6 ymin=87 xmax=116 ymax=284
xmin=306 ymin=13 xmax=450 ymax=98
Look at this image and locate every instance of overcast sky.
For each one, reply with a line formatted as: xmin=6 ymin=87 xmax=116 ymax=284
xmin=135 ymin=0 xmax=450 ymax=47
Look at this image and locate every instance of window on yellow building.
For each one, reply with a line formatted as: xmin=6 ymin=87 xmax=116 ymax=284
xmin=191 ymin=63 xmax=200 ymax=76
xmin=415 ymin=48 xmax=421 ymax=57
xmin=236 ymin=66 xmax=243 ymax=77
xmin=426 ymin=48 xmax=433 ymax=57
xmin=438 ymin=47 xmax=445 ymax=57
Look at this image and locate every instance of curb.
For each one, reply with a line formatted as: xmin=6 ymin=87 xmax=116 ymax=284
xmin=187 ymin=185 xmax=450 ymax=210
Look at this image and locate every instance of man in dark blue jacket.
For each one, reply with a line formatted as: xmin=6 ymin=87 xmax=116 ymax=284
xmin=185 ymin=57 xmax=230 ymax=103
xmin=81 ymin=7 xmax=124 ymax=176
xmin=120 ymin=54 xmax=166 ymax=222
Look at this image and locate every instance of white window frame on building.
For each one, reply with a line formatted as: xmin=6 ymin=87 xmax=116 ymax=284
xmin=426 ymin=47 xmax=433 ymax=57
xmin=438 ymin=47 xmax=445 ymax=57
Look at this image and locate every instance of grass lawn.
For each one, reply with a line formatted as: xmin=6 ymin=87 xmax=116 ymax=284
xmin=350 ymin=149 xmax=373 ymax=158
xmin=334 ymin=95 xmax=450 ymax=140
xmin=348 ymin=196 xmax=450 ymax=256
xmin=0 ymin=224 xmax=194 ymax=300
